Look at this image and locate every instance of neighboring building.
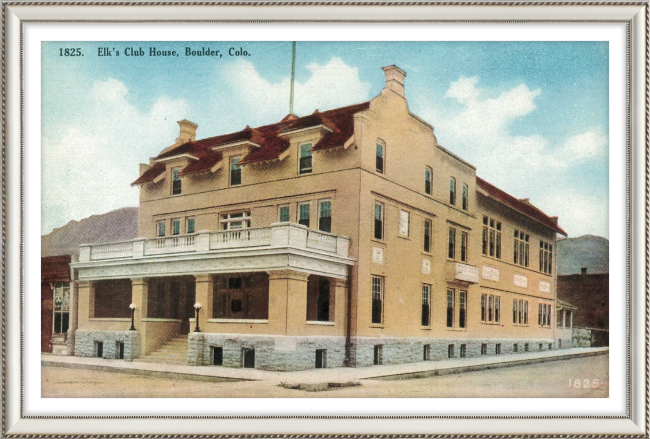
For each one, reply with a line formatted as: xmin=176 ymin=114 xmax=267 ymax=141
xmin=71 ymin=65 xmax=567 ymax=370
xmin=555 ymin=299 xmax=577 ymax=349
xmin=41 ymin=255 xmax=71 ymax=354
xmin=41 ymin=207 xmax=139 ymax=355
xmin=557 ymin=268 xmax=609 ymax=347
xmin=556 ymin=235 xmax=609 ymax=276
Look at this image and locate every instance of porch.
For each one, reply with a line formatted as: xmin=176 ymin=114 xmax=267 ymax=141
xmin=70 ymin=223 xmax=353 ymax=366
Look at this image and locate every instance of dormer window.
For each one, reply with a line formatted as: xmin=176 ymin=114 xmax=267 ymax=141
xmin=171 ymin=168 xmax=182 ymax=195
xmin=230 ymin=156 xmax=242 ymax=186
xmin=376 ymin=142 xmax=385 ymax=174
xmin=299 ymin=143 xmax=313 ymax=174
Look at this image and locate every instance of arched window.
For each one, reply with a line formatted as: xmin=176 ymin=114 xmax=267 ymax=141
xmin=376 ymin=141 xmax=385 ymax=174
xmin=424 ymin=166 xmax=432 ymax=195
xmin=449 ymin=177 xmax=457 ymax=205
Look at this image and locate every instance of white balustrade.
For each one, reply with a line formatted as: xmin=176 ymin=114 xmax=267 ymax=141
xmin=144 ymin=235 xmax=197 ymax=255
xmin=210 ymin=227 xmax=272 ymax=249
xmin=306 ymin=230 xmax=338 ymax=253
xmin=80 ymin=224 xmax=349 ymax=261
xmin=90 ymin=241 xmax=134 ymax=260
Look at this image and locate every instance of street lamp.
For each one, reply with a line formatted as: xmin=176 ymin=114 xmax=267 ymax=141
xmin=129 ymin=303 xmax=136 ymax=331
xmin=194 ymin=302 xmax=202 ymax=333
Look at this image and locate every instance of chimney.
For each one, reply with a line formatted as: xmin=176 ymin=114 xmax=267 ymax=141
xmin=382 ymin=65 xmax=407 ymax=97
xmin=581 ymin=267 xmax=588 ymax=275
xmin=176 ymin=119 xmax=198 ymax=144
xmin=550 ymin=216 xmax=559 ymax=224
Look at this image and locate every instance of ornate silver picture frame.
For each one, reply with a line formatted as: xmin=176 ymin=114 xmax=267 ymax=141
xmin=3 ymin=1 xmax=647 ymax=437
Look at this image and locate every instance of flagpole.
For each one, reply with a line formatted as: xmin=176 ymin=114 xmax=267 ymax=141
xmin=289 ymin=41 xmax=296 ymax=115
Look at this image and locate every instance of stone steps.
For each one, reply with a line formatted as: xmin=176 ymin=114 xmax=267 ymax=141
xmin=138 ymin=335 xmax=189 ymax=365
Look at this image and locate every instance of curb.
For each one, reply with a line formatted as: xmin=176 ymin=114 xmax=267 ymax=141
xmin=369 ymin=349 xmax=609 ymax=381
xmin=41 ymin=360 xmax=249 ymax=383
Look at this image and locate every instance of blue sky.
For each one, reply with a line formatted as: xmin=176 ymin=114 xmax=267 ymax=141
xmin=42 ymin=41 xmax=609 ymax=237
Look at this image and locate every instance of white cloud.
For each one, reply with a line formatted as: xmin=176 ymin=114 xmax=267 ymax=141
xmin=419 ymin=75 xmax=609 ymax=238
xmin=41 ymin=78 xmax=189 ymax=234
xmin=222 ymin=57 xmax=372 ymax=122
xmin=444 ymin=75 xmax=480 ymax=104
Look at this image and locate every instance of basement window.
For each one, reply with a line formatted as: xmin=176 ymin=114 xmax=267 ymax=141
xmin=212 ymin=346 xmax=223 ymax=366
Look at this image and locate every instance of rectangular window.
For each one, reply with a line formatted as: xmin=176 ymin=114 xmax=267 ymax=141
xmin=448 ymin=344 xmax=455 ymax=359
xmin=171 ymin=218 xmax=181 ymax=235
xmin=524 ymin=301 xmax=529 ymax=325
xmin=299 ymin=143 xmax=313 ymax=174
xmin=116 ymin=341 xmax=125 ymax=359
xmin=424 ymin=167 xmax=432 ymax=195
xmin=482 ymin=216 xmax=502 ymax=259
xmin=449 ymin=177 xmax=456 ymax=205
xmin=448 ymin=228 xmax=456 ymax=259
xmin=460 ymin=344 xmax=466 ymax=358
xmin=423 ymin=344 xmax=431 ymax=361
xmin=446 ymin=289 xmax=455 ymax=328
xmin=318 ymin=200 xmax=332 ymax=233
xmin=539 ymin=240 xmax=553 ymax=274
xmin=52 ymin=282 xmax=70 ymax=334
xmin=376 ymin=142 xmax=384 ymax=173
xmin=398 ymin=210 xmax=410 ymax=237
xmin=459 ymin=291 xmax=467 ymax=329
xmin=220 ymin=211 xmax=251 ymax=230
xmin=171 ymin=167 xmax=182 ymax=195
xmin=230 ymin=156 xmax=242 ymax=186
xmin=186 ymin=217 xmax=195 ymax=234
xmin=525 ymin=343 xmax=529 ymax=352
xmin=156 ymin=220 xmax=166 ymax=237
xmin=481 ymin=293 xmax=501 ymax=323
xmin=481 ymin=343 xmax=487 ymax=355
xmin=514 ymin=343 xmax=519 ymax=353
xmin=495 ymin=343 xmax=501 ymax=355
xmin=371 ymin=276 xmax=384 ymax=324
xmin=315 ymin=349 xmax=327 ymax=369
xmin=460 ymin=231 xmax=468 ymax=262
xmin=513 ymin=299 xmax=529 ymax=325
xmin=95 ymin=341 xmax=103 ymax=358
xmin=514 ymin=230 xmax=530 ymax=267
xmin=278 ymin=205 xmax=290 ymax=222
xmin=462 ymin=183 xmax=468 ymax=210
xmin=421 ymin=284 xmax=431 ymax=327
xmin=423 ymin=219 xmax=432 ymax=253
xmin=373 ymin=345 xmax=383 ymax=365
xmin=212 ymin=346 xmax=223 ymax=366
xmin=513 ymin=298 xmax=518 ymax=324
xmin=298 ymin=202 xmax=310 ymax=227
xmin=374 ymin=202 xmax=384 ymax=240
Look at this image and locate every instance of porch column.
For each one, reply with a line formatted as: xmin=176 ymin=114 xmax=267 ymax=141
xmin=267 ymin=270 xmax=309 ymax=335
xmin=131 ymin=278 xmax=148 ymax=356
xmin=333 ymin=278 xmax=348 ymax=328
xmin=67 ymin=277 xmax=79 ymax=355
xmin=76 ymin=280 xmax=94 ymax=329
xmin=131 ymin=278 xmax=149 ymax=324
xmin=569 ymin=310 xmax=573 ymax=329
xmin=562 ymin=309 xmax=567 ymax=328
xmin=194 ymin=274 xmax=214 ymax=323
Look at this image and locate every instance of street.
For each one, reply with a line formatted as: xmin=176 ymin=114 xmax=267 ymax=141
xmin=41 ymin=353 xmax=608 ymax=398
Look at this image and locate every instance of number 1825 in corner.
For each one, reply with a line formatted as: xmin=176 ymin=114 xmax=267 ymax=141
xmin=569 ymin=378 xmax=604 ymax=389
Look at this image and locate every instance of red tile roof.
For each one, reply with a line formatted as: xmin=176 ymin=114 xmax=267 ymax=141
xmin=131 ymin=162 xmax=166 ymax=186
xmin=476 ymin=177 xmax=567 ymax=236
xmin=144 ymin=101 xmax=370 ymax=173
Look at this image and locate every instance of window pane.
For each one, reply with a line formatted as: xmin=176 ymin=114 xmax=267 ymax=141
xmin=299 ymin=204 xmax=310 ymax=227
xmin=372 ymin=276 xmax=383 ymax=324
xmin=447 ymin=289 xmax=455 ymax=328
xmin=374 ymin=203 xmax=383 ymax=240
xmin=172 ymin=219 xmax=180 ymax=235
xmin=300 ymin=143 xmax=312 ymax=158
xmin=319 ymin=201 xmax=332 ymax=233
xmin=376 ymin=143 xmax=384 ymax=173
xmin=279 ymin=206 xmax=290 ymax=222
xmin=448 ymin=228 xmax=456 ymax=259
xmin=186 ymin=217 xmax=195 ymax=234
xmin=459 ymin=291 xmax=466 ymax=328
xmin=423 ymin=220 xmax=431 ymax=252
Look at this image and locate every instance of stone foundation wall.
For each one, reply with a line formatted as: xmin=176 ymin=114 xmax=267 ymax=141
xmin=185 ymin=333 xmax=556 ymax=371
xmin=188 ymin=333 xmax=347 ymax=371
xmin=573 ymin=328 xmax=592 ymax=347
xmin=74 ymin=330 xmax=140 ymax=361
xmin=350 ymin=337 xmax=557 ymax=367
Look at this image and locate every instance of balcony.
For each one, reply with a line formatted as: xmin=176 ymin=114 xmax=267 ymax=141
xmin=446 ymin=261 xmax=479 ymax=284
xmin=74 ymin=223 xmax=353 ymax=281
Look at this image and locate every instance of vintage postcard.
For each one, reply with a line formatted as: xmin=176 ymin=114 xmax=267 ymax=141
xmin=38 ymin=39 xmax=612 ymax=401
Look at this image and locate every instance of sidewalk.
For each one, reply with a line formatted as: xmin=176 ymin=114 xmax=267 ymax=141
xmin=42 ymin=346 xmax=608 ymax=387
